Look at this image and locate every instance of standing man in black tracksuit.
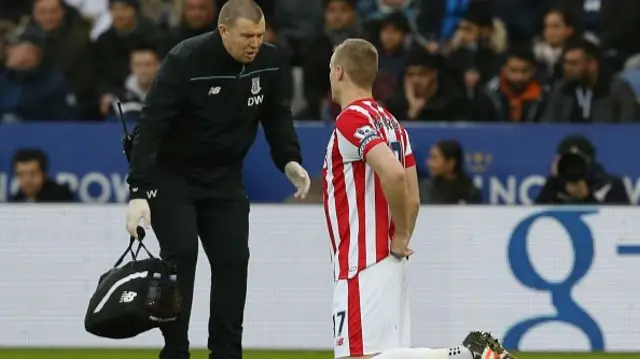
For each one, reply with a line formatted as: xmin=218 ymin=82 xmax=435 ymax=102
xmin=124 ymin=1 xmax=311 ymax=358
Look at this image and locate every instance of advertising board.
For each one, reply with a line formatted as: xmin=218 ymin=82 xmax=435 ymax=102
xmin=0 ymin=205 xmax=638 ymax=351
xmin=2 ymin=123 xmax=639 ymax=204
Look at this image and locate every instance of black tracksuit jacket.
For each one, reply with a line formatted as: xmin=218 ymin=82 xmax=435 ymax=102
xmin=127 ymin=30 xmax=301 ymax=199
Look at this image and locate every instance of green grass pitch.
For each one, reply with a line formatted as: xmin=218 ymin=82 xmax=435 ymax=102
xmin=0 ymin=349 xmax=636 ymax=359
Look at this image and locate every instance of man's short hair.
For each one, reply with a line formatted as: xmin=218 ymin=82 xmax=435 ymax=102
xmin=33 ymin=0 xmax=65 ymax=9
xmin=12 ymin=148 xmax=49 ymax=172
xmin=564 ymin=38 xmax=602 ymax=62
xmin=131 ymin=42 xmax=161 ymax=60
xmin=405 ymin=45 xmax=440 ymax=69
xmin=505 ymin=46 xmax=537 ymax=67
xmin=325 ymin=0 xmax=356 ymax=10
xmin=546 ymin=7 xmax=581 ymax=33
xmin=109 ymin=0 xmax=140 ymax=10
xmin=217 ymin=0 xmax=264 ymax=27
xmin=380 ymin=12 xmax=410 ymax=34
xmin=333 ymin=38 xmax=378 ymax=89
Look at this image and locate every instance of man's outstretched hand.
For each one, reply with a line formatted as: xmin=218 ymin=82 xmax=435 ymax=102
xmin=284 ymin=161 xmax=311 ymax=199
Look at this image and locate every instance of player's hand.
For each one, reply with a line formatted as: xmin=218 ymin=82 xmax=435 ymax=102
xmin=126 ymin=199 xmax=151 ymax=238
xmin=285 ymin=161 xmax=311 ymax=199
xmin=390 ymin=233 xmax=414 ymax=259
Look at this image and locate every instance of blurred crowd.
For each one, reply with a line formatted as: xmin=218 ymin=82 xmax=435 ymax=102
xmin=2 ymin=0 xmax=640 ymax=123
xmin=4 ymin=0 xmax=640 ymax=206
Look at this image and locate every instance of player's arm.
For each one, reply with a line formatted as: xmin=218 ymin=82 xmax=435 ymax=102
xmin=365 ymin=144 xmax=413 ymax=237
xmin=261 ymin=48 xmax=302 ymax=171
xmin=335 ymin=111 xmax=412 ymax=236
xmin=405 ymin=165 xmax=420 ymax=235
xmin=402 ymin=133 xmax=420 ymax=235
xmin=128 ymin=47 xmax=187 ymax=198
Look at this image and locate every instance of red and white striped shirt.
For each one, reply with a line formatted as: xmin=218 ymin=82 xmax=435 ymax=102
xmin=322 ymin=99 xmax=416 ymax=281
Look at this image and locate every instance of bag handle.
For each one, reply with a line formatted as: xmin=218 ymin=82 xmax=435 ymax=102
xmin=112 ymin=226 xmax=156 ymax=268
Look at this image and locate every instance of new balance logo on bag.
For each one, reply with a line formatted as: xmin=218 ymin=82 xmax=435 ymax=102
xmin=93 ymin=271 xmax=148 ymax=313
xmin=119 ymin=291 xmax=137 ymax=303
xmin=85 ymin=227 xmax=184 ymax=340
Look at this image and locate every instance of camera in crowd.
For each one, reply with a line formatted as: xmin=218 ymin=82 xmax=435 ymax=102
xmin=556 ymin=148 xmax=595 ymax=202
xmin=535 ymin=135 xmax=630 ymax=205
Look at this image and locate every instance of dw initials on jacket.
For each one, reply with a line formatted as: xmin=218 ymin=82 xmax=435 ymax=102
xmin=323 ymin=99 xmax=416 ymax=281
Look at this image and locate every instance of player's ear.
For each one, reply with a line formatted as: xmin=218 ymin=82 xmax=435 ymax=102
xmin=337 ymin=66 xmax=344 ymax=81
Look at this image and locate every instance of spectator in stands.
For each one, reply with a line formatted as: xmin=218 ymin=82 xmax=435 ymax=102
xmin=474 ymin=48 xmax=548 ymax=122
xmin=0 ymin=0 xmax=29 ymax=57
xmin=0 ymin=2 xmax=30 ymax=66
xmin=0 ymin=1 xmax=32 ymax=25
xmin=357 ymin=0 xmax=415 ymax=23
xmin=541 ymin=39 xmax=640 ymax=123
xmin=387 ymin=47 xmax=469 ymax=121
xmin=263 ymin=18 xmax=294 ymax=102
xmin=10 ymin=148 xmax=75 ymax=203
xmin=620 ymin=55 xmax=640 ymax=103
xmin=492 ymin=0 xmax=550 ymax=46
xmin=449 ymin=2 xmax=509 ymax=54
xmin=0 ymin=19 xmax=17 ymax=64
xmin=64 ymin=0 xmax=111 ymax=40
xmin=373 ymin=12 xmax=411 ymax=104
xmin=0 ymin=27 xmax=77 ymax=122
xmin=447 ymin=5 xmax=505 ymax=93
xmin=533 ymin=8 xmax=580 ymax=84
xmin=94 ymin=0 xmax=163 ymax=118
xmin=140 ymin=0 xmax=181 ymax=30
xmin=302 ymin=0 xmax=363 ymax=119
xmin=273 ymin=0 xmax=324 ymax=65
xmin=535 ymin=134 xmax=629 ymax=205
xmin=167 ymin=0 xmax=216 ymax=49
xmin=264 ymin=17 xmax=293 ymax=59
xmin=414 ymin=0 xmax=472 ymax=43
xmin=31 ymin=0 xmax=95 ymax=119
xmin=67 ymin=0 xmax=181 ymax=40
xmin=559 ymin=0 xmax=640 ymax=68
xmin=419 ymin=139 xmax=482 ymax=204
xmin=108 ymin=43 xmax=160 ymax=123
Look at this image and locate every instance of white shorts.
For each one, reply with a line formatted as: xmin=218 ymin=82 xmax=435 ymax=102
xmin=332 ymin=256 xmax=410 ymax=358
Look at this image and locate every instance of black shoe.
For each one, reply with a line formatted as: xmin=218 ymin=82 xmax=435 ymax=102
xmin=462 ymin=331 xmax=516 ymax=359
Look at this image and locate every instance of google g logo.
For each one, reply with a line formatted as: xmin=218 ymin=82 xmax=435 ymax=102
xmin=503 ymin=209 xmax=605 ymax=351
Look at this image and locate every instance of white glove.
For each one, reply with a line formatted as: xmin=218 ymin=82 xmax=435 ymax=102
xmin=284 ymin=161 xmax=311 ymax=199
xmin=126 ymin=199 xmax=151 ymax=238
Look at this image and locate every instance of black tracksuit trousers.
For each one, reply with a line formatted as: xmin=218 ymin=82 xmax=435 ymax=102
xmin=147 ymin=166 xmax=250 ymax=359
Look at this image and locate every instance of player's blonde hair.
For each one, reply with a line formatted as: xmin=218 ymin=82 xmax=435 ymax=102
xmin=332 ymin=38 xmax=379 ymax=90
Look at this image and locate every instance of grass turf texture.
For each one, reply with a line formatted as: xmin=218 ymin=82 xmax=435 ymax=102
xmin=0 ymin=349 xmax=636 ymax=359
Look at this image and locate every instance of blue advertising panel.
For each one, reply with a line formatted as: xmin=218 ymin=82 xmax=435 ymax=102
xmin=0 ymin=123 xmax=638 ymax=204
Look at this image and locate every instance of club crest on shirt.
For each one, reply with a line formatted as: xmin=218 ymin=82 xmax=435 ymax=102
xmin=354 ymin=125 xmax=375 ymax=140
xmin=251 ymin=77 xmax=261 ymax=95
